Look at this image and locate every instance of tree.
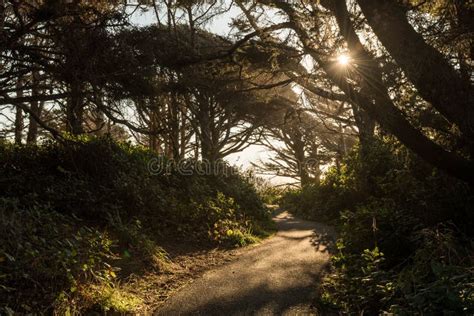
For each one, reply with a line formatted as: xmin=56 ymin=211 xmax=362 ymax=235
xmin=234 ymin=0 xmax=474 ymax=185
xmin=0 ymin=0 xmax=153 ymax=140
xmin=256 ymin=95 xmax=356 ymax=187
xmin=106 ymin=10 xmax=284 ymax=159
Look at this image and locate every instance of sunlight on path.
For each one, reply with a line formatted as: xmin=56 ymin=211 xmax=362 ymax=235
xmin=156 ymin=210 xmax=336 ymax=315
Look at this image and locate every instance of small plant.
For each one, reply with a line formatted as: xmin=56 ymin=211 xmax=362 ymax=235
xmin=0 ymin=198 xmax=118 ymax=313
xmin=108 ymin=213 xmax=170 ymax=270
xmin=225 ymin=228 xmax=260 ymax=247
xmin=86 ymin=285 xmax=142 ymax=313
xmin=320 ymin=246 xmax=395 ymax=314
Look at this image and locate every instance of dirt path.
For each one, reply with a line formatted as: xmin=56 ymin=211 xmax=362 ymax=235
xmin=155 ymin=210 xmax=336 ymax=315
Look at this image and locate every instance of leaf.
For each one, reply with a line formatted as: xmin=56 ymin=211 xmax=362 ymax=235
xmin=3 ymin=252 xmax=15 ymax=262
xmin=19 ymin=303 xmax=33 ymax=312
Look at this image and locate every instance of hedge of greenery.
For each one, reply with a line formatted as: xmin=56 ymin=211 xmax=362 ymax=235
xmin=0 ymin=137 xmax=272 ymax=313
xmin=281 ymin=137 xmax=474 ymax=314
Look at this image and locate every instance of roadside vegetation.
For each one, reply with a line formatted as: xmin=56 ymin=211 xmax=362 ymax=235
xmin=1 ymin=0 xmax=472 ymax=314
xmin=281 ymin=137 xmax=474 ymax=314
xmin=0 ymin=137 xmax=273 ymax=313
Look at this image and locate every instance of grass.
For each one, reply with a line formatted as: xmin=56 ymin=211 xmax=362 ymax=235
xmin=86 ymin=285 xmax=143 ymax=313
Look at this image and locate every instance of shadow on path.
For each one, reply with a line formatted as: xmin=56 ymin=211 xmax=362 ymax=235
xmin=155 ymin=210 xmax=336 ymax=315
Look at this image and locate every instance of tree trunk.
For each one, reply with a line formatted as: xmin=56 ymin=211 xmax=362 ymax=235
xmin=66 ymin=83 xmax=84 ymax=135
xmin=14 ymin=81 xmax=24 ymax=145
xmin=197 ymin=97 xmax=218 ymax=164
xmin=26 ymin=101 xmax=43 ymax=145
xmin=0 ymin=0 xmax=4 ymax=44
xmin=26 ymin=73 xmax=43 ymax=144
xmin=351 ymin=102 xmax=376 ymax=194
xmin=453 ymin=0 xmax=473 ymax=83
xmin=14 ymin=107 xmax=23 ymax=145
xmin=169 ymin=94 xmax=180 ymax=159
xmin=180 ymin=108 xmax=187 ymax=159
xmin=356 ymin=0 xmax=474 ymax=146
xmin=352 ymin=103 xmax=375 ymax=149
xmin=194 ymin=136 xmax=200 ymax=160
xmin=292 ymin=131 xmax=310 ymax=187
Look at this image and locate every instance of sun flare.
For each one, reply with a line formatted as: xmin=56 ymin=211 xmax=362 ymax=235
xmin=337 ymin=54 xmax=350 ymax=66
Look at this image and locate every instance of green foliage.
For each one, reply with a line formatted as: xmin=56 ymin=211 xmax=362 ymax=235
xmin=337 ymin=201 xmax=419 ymax=266
xmin=0 ymin=198 xmax=117 ymax=314
xmin=323 ymin=227 xmax=474 ymax=315
xmin=284 ymin=137 xmax=474 ymax=314
xmin=321 ymin=247 xmax=395 ymax=314
xmin=280 ymin=139 xmax=400 ymax=223
xmin=391 ymin=226 xmax=474 ymax=315
xmin=0 ymin=136 xmax=270 ymax=238
xmin=225 ymin=228 xmax=261 ymax=247
xmin=0 ymin=137 xmax=272 ymax=313
xmin=187 ymin=192 xmax=266 ymax=246
xmin=87 ymin=285 xmax=142 ymax=313
xmin=211 ymin=169 xmax=270 ymax=222
xmin=279 ymin=183 xmax=349 ymax=223
xmin=107 ymin=215 xmax=169 ymax=270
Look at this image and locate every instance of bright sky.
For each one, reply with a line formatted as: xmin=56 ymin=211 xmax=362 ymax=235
xmin=129 ymin=3 xmax=241 ymax=36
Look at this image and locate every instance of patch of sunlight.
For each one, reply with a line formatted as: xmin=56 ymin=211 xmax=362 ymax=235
xmin=88 ymin=285 xmax=142 ymax=313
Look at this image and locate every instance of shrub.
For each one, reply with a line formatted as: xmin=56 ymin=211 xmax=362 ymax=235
xmin=321 ymin=227 xmax=474 ymax=315
xmin=0 ymin=137 xmax=273 ymax=313
xmin=107 ymin=214 xmax=169 ymax=270
xmin=0 ymin=137 xmax=270 ymax=242
xmin=391 ymin=226 xmax=474 ymax=314
xmin=245 ymin=171 xmax=283 ymax=204
xmin=279 ymin=179 xmax=355 ymax=223
xmin=320 ymin=247 xmax=395 ymax=314
xmin=0 ymin=198 xmax=118 ymax=314
xmin=85 ymin=285 xmax=142 ymax=313
xmin=285 ymin=136 xmax=474 ymax=314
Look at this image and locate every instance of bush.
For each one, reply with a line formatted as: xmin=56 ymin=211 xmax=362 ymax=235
xmin=0 ymin=198 xmax=118 ymax=314
xmin=245 ymin=172 xmax=283 ymax=204
xmin=0 ymin=137 xmax=273 ymax=313
xmin=107 ymin=214 xmax=169 ymax=270
xmin=279 ymin=171 xmax=358 ymax=223
xmin=280 ymin=139 xmax=401 ymax=223
xmin=284 ymin=137 xmax=474 ymax=314
xmin=0 ymin=137 xmax=270 ymax=240
xmin=391 ymin=225 xmax=474 ymax=315
xmin=322 ymin=227 xmax=474 ymax=315
xmin=320 ymin=247 xmax=395 ymax=314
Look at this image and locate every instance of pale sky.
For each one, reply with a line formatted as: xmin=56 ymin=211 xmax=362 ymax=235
xmin=129 ymin=3 xmax=241 ymax=36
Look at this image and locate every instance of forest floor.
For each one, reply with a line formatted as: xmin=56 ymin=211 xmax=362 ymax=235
xmin=150 ymin=209 xmax=336 ymax=315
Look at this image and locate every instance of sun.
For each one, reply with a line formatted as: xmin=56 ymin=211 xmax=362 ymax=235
xmin=337 ymin=54 xmax=350 ymax=66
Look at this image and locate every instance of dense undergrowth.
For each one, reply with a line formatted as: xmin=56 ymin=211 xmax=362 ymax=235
xmin=0 ymin=137 xmax=273 ymax=314
xmin=281 ymin=137 xmax=474 ymax=314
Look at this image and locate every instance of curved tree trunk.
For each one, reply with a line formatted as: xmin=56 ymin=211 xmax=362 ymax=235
xmin=356 ymin=0 xmax=474 ymax=149
xmin=269 ymin=0 xmax=474 ymax=185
